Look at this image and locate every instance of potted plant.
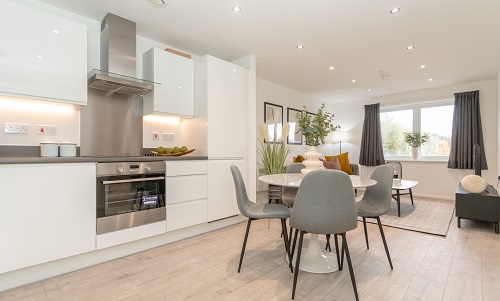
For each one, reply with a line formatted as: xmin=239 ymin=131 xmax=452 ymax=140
xmin=257 ymin=122 xmax=292 ymax=175
xmin=296 ymin=103 xmax=339 ymax=173
xmin=403 ymin=131 xmax=430 ymax=160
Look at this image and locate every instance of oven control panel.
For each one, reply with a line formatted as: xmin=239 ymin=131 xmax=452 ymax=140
xmin=97 ymin=161 xmax=165 ymax=176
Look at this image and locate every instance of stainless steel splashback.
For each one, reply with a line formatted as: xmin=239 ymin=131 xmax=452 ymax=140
xmin=80 ymin=89 xmax=143 ymax=157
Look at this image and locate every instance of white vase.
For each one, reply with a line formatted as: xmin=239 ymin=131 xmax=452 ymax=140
xmin=301 ymin=145 xmax=323 ymax=174
xmin=412 ymin=147 xmax=419 ymax=160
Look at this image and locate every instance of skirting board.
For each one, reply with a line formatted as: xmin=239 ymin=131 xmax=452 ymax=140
xmin=0 ymin=215 xmax=246 ymax=292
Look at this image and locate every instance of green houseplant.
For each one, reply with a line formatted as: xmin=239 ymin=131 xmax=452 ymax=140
xmin=257 ymin=122 xmax=292 ymax=175
xmin=296 ymin=103 xmax=339 ymax=173
xmin=403 ymin=131 xmax=430 ymax=160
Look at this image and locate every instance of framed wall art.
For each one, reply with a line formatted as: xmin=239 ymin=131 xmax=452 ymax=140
xmin=264 ymin=102 xmax=283 ymax=142
xmin=287 ymin=107 xmax=303 ymax=145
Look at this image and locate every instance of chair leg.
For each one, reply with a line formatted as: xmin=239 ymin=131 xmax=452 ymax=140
xmin=292 ymin=230 xmax=305 ymax=300
xmin=409 ymin=188 xmax=414 ymax=205
xmin=281 ymin=219 xmax=293 ymax=273
xmin=376 ymin=217 xmax=393 ymax=269
xmin=362 ymin=217 xmax=369 ymax=249
xmin=340 ymin=235 xmax=344 ymax=270
xmin=342 ymin=233 xmax=359 ymax=301
xmin=291 ymin=228 xmax=299 ymax=262
xmin=334 ymin=234 xmax=340 ymax=268
xmin=238 ymin=218 xmax=253 ymax=273
xmin=325 ymin=234 xmax=331 ymax=251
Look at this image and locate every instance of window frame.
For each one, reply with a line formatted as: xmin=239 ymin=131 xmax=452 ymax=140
xmin=381 ymin=100 xmax=454 ymax=162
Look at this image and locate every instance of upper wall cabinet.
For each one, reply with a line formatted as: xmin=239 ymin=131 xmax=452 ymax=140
xmin=142 ymin=48 xmax=194 ymax=118
xmin=0 ymin=0 xmax=87 ymax=105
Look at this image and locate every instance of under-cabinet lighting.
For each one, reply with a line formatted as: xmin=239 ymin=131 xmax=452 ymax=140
xmin=0 ymin=97 xmax=74 ymax=113
xmin=143 ymin=115 xmax=180 ymax=124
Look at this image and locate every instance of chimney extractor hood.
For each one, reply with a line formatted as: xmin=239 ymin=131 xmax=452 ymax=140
xmin=87 ymin=13 xmax=160 ymax=96
xmin=87 ymin=69 xmax=159 ymax=96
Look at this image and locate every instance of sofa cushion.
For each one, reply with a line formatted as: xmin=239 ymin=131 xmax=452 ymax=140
xmin=319 ymin=157 xmax=341 ymax=170
xmin=325 ymin=152 xmax=354 ymax=175
xmin=293 ymin=154 xmax=306 ymax=163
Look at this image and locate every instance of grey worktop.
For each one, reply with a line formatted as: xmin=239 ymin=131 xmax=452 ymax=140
xmin=0 ymin=155 xmax=208 ymax=164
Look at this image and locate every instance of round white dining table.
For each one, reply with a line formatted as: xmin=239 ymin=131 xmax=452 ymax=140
xmin=259 ymin=172 xmax=377 ymax=274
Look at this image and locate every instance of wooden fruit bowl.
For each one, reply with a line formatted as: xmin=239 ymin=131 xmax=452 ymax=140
xmin=151 ymin=149 xmax=195 ymax=156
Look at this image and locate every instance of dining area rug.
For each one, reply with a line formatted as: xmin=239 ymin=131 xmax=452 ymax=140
xmin=357 ymin=195 xmax=455 ymax=236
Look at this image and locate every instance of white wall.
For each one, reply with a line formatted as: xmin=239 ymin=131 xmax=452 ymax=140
xmin=333 ymin=79 xmax=498 ymax=199
xmin=256 ymin=78 xmax=338 ymax=165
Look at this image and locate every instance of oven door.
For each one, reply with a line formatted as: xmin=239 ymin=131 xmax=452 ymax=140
xmin=96 ymin=174 xmax=166 ymax=234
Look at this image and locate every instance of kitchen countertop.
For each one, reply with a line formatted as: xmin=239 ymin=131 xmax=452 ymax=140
xmin=0 ymin=155 xmax=209 ymax=164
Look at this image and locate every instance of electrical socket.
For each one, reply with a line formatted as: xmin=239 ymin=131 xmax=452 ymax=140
xmin=5 ymin=123 xmax=29 ymax=134
xmin=163 ymin=133 xmax=174 ymax=141
xmin=35 ymin=125 xmax=57 ymax=135
xmin=152 ymin=132 xmax=160 ymax=140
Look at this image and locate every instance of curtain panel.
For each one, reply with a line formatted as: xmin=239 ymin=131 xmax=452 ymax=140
xmin=359 ymin=103 xmax=385 ymax=166
xmin=447 ymin=90 xmax=488 ymax=170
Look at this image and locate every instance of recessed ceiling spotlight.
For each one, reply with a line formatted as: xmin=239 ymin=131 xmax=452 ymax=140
xmin=148 ymin=0 xmax=166 ymax=8
xmin=420 ymin=65 xmax=426 ymax=69
xmin=297 ymin=45 xmax=304 ymax=49
xmin=390 ymin=8 xmax=400 ymax=14
xmin=232 ymin=6 xmax=241 ymax=12
xmin=52 ymin=29 xmax=59 ymax=34
xmin=428 ymin=78 xmax=433 ymax=82
xmin=329 ymin=66 xmax=335 ymax=70
xmin=367 ymin=89 xmax=372 ymax=92
xmin=407 ymin=45 xmax=415 ymax=50
xmin=352 ymin=79 xmax=356 ymax=83
xmin=37 ymin=55 xmax=42 ymax=59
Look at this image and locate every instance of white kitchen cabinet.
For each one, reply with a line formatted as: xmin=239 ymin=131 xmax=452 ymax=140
xmin=166 ymin=161 xmax=207 ymax=231
xmin=143 ymin=48 xmax=194 ymax=117
xmin=207 ymin=160 xmax=245 ymax=222
xmin=0 ymin=0 xmax=87 ymax=105
xmin=0 ymin=163 xmax=96 ymax=273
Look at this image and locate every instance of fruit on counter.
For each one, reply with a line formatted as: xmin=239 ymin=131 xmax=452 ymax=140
xmin=156 ymin=145 xmax=188 ymax=154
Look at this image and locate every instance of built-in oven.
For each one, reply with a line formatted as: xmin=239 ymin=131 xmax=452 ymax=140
xmin=96 ymin=161 xmax=166 ymax=235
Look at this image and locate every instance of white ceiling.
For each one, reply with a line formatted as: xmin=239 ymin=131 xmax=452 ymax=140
xmin=38 ymin=0 xmax=500 ymax=103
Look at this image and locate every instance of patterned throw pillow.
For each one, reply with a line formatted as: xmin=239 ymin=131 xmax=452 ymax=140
xmin=325 ymin=152 xmax=353 ymax=175
xmin=319 ymin=157 xmax=341 ymax=170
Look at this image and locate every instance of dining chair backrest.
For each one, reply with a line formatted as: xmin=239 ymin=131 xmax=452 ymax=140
xmin=286 ymin=163 xmax=305 ymax=174
xmin=385 ymin=161 xmax=402 ymax=179
xmin=361 ymin=165 xmax=394 ymax=213
xmin=230 ymin=165 xmax=252 ymax=218
xmin=290 ymin=169 xmax=357 ymax=235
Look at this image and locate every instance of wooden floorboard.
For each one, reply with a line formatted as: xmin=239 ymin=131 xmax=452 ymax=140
xmin=1 ymin=209 xmax=499 ymax=300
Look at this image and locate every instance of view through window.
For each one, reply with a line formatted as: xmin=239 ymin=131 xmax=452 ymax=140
xmin=381 ymin=103 xmax=454 ymax=158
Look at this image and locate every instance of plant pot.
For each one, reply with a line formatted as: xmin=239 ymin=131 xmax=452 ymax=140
xmin=301 ymin=145 xmax=323 ymax=174
xmin=412 ymin=147 xmax=419 ymax=160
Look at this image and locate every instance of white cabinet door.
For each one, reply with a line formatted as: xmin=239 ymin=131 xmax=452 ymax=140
xmin=206 ymin=56 xmax=246 ymax=158
xmin=0 ymin=0 xmax=87 ymax=105
xmin=0 ymin=163 xmax=96 ymax=273
xmin=143 ymin=48 xmax=194 ymax=117
xmin=207 ymin=160 xmax=245 ymax=222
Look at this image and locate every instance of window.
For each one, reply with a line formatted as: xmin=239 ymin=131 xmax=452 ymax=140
xmin=380 ymin=102 xmax=454 ymax=159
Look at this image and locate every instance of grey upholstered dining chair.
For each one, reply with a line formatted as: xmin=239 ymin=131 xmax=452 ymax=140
xmin=356 ymin=164 xmax=394 ymax=269
xmin=281 ymin=163 xmax=305 ymax=208
xmin=230 ymin=165 xmax=293 ymax=273
xmin=289 ymin=169 xmax=359 ymax=300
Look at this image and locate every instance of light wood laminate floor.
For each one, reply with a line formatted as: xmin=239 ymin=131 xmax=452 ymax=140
xmin=1 ymin=210 xmax=499 ymax=300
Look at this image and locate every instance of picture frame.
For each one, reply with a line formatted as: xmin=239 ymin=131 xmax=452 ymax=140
xmin=287 ymin=107 xmax=303 ymax=145
xmin=264 ymin=102 xmax=283 ymax=142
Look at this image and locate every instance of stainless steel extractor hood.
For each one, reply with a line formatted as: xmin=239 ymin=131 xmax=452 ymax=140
xmin=87 ymin=13 xmax=158 ymax=96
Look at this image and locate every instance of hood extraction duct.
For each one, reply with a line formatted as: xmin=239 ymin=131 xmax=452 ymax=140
xmin=87 ymin=13 xmax=159 ymax=96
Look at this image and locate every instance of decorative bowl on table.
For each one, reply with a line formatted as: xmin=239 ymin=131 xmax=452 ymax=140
xmin=151 ymin=146 xmax=195 ymax=156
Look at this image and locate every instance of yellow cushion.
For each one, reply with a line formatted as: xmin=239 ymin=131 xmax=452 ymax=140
xmin=325 ymin=152 xmax=353 ymax=175
xmin=293 ymin=154 xmax=306 ymax=163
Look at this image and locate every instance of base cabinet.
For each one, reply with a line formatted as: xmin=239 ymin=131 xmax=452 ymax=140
xmin=0 ymin=163 xmax=96 ymax=273
xmin=207 ymin=160 xmax=245 ymax=222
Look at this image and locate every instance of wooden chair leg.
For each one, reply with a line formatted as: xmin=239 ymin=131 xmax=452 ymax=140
xmin=376 ymin=217 xmax=393 ymax=269
xmin=238 ymin=218 xmax=253 ymax=273
xmin=342 ymin=233 xmax=359 ymax=301
xmin=281 ymin=219 xmax=293 ymax=273
xmin=292 ymin=230 xmax=305 ymax=300
xmin=362 ymin=217 xmax=369 ymax=249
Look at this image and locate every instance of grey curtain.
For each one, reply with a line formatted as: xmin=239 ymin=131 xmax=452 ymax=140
xmin=359 ymin=103 xmax=385 ymax=166
xmin=447 ymin=90 xmax=488 ymax=169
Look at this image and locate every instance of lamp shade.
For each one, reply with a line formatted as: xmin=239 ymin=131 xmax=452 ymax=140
xmin=332 ymin=130 xmax=348 ymax=142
